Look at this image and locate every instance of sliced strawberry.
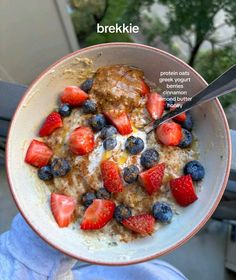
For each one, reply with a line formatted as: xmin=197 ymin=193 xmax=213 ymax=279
xmin=146 ymin=92 xmax=165 ymax=120
xmin=25 ymin=140 xmax=53 ymax=167
xmin=80 ymin=199 xmax=115 ymax=230
xmin=170 ymin=174 xmax=198 ymax=207
xmin=139 ymin=163 xmax=165 ymax=195
xmin=122 ymin=214 xmax=155 ymax=235
xmin=141 ymin=80 xmax=150 ymax=96
xmin=60 ymin=86 xmax=88 ymax=106
xmin=103 ymin=110 xmax=132 ymax=135
xmin=156 ymin=121 xmax=182 ymax=146
xmin=68 ymin=126 xmax=95 ymax=155
xmin=173 ymin=113 xmax=187 ymax=123
xmin=101 ymin=160 xmax=123 ymax=193
xmin=39 ymin=112 xmax=63 ymax=137
xmin=50 ymin=193 xmax=76 ymax=227
xmin=170 ymin=106 xmax=187 ymax=123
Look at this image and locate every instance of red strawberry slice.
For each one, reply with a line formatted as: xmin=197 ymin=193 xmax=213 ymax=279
xmin=139 ymin=163 xmax=165 ymax=195
xmin=68 ymin=126 xmax=95 ymax=155
xmin=101 ymin=160 xmax=123 ymax=193
xmin=39 ymin=112 xmax=63 ymax=137
xmin=146 ymin=92 xmax=165 ymax=120
xmin=141 ymin=80 xmax=150 ymax=96
xmin=25 ymin=139 xmax=53 ymax=167
xmin=173 ymin=113 xmax=187 ymax=123
xmin=50 ymin=193 xmax=76 ymax=227
xmin=60 ymin=86 xmax=88 ymax=106
xmin=170 ymin=106 xmax=187 ymax=123
xmin=80 ymin=199 xmax=115 ymax=230
xmin=170 ymin=174 xmax=198 ymax=207
xmin=122 ymin=214 xmax=155 ymax=235
xmin=103 ymin=110 xmax=132 ymax=135
xmin=156 ymin=121 xmax=182 ymax=146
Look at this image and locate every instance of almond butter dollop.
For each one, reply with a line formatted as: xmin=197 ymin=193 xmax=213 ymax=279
xmin=90 ymin=64 xmax=145 ymax=112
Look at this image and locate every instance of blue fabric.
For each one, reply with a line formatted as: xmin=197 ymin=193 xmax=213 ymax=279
xmin=0 ymin=214 xmax=188 ymax=280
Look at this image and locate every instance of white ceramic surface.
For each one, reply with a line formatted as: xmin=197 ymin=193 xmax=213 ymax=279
xmin=6 ymin=43 xmax=231 ymax=265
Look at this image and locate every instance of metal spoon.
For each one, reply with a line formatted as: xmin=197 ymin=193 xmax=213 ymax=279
xmin=144 ymin=64 xmax=236 ymax=134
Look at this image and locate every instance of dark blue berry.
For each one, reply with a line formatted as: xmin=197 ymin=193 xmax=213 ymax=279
xmin=103 ymin=137 xmax=117 ymax=150
xmin=125 ymin=136 xmax=144 ymax=155
xmin=123 ymin=165 xmax=139 ymax=184
xmin=165 ymin=98 xmax=175 ymax=110
xmin=184 ymin=160 xmax=205 ymax=181
xmin=100 ymin=125 xmax=117 ymax=139
xmin=80 ymin=79 xmax=93 ymax=93
xmin=96 ymin=188 xmax=111 ymax=199
xmin=179 ymin=129 xmax=192 ymax=148
xmin=37 ymin=165 xmax=53 ymax=181
xmin=58 ymin=103 xmax=72 ymax=117
xmin=140 ymin=148 xmax=159 ymax=169
xmin=114 ymin=205 xmax=132 ymax=223
xmin=82 ymin=100 xmax=97 ymax=114
xmin=89 ymin=114 xmax=107 ymax=132
xmin=51 ymin=158 xmax=70 ymax=177
xmin=81 ymin=192 xmax=96 ymax=207
xmin=182 ymin=112 xmax=193 ymax=131
xmin=152 ymin=202 xmax=173 ymax=223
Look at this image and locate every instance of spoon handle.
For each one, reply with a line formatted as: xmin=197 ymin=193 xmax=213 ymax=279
xmin=145 ymin=64 xmax=236 ymax=133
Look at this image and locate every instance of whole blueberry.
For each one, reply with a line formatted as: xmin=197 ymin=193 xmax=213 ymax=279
xmin=100 ymin=125 xmax=117 ymax=139
xmin=51 ymin=158 xmax=70 ymax=177
xmin=152 ymin=202 xmax=173 ymax=223
xmin=81 ymin=192 xmax=96 ymax=207
xmin=96 ymin=188 xmax=111 ymax=199
xmin=182 ymin=112 xmax=193 ymax=131
xmin=114 ymin=205 xmax=132 ymax=223
xmin=89 ymin=114 xmax=107 ymax=132
xmin=80 ymin=79 xmax=93 ymax=93
xmin=140 ymin=148 xmax=159 ymax=169
xmin=179 ymin=129 xmax=193 ymax=148
xmin=125 ymin=136 xmax=144 ymax=155
xmin=58 ymin=103 xmax=72 ymax=117
xmin=184 ymin=160 xmax=205 ymax=181
xmin=82 ymin=100 xmax=97 ymax=114
xmin=37 ymin=165 xmax=53 ymax=181
xmin=103 ymin=137 xmax=117 ymax=150
xmin=165 ymin=98 xmax=175 ymax=110
xmin=123 ymin=165 xmax=139 ymax=184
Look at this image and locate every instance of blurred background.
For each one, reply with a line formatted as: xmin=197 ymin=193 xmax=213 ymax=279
xmin=0 ymin=1 xmax=236 ymax=279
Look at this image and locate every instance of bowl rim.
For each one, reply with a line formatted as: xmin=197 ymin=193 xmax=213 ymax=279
xmin=6 ymin=42 xmax=232 ymax=265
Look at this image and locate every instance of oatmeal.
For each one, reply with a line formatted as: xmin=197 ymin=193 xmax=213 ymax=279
xmin=25 ymin=64 xmax=205 ymax=243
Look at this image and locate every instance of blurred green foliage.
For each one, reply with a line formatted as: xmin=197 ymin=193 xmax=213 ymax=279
xmin=146 ymin=0 xmax=236 ymax=66
xmin=70 ymin=0 xmax=135 ymax=46
xmin=195 ymin=45 xmax=236 ymax=108
xmin=70 ymin=0 xmax=154 ymax=46
xmin=84 ymin=0 xmax=132 ymax=46
xmin=70 ymin=0 xmax=106 ymax=40
xmin=122 ymin=0 xmax=155 ymax=23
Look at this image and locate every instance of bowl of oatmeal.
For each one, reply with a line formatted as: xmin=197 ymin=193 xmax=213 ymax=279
xmin=6 ymin=43 xmax=231 ymax=264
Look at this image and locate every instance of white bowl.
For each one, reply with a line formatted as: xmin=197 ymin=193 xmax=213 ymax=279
xmin=6 ymin=43 xmax=231 ymax=265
